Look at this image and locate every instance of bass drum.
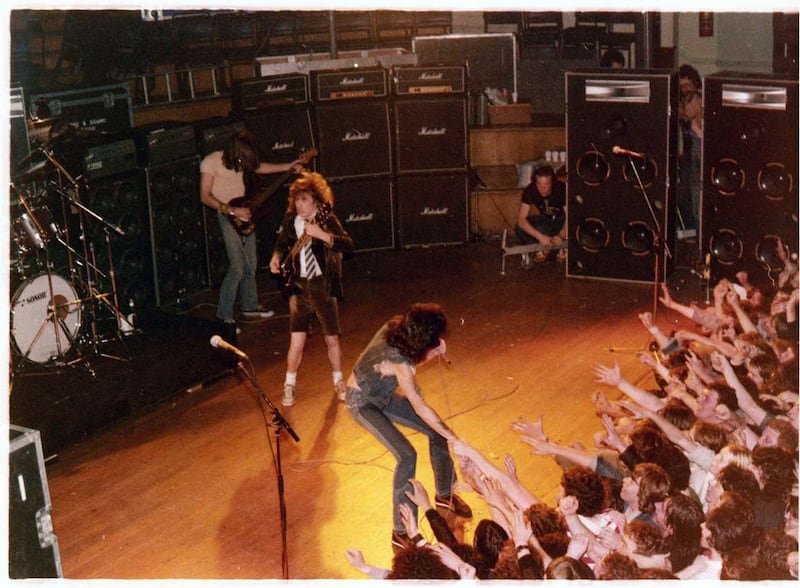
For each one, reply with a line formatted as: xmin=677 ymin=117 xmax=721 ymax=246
xmin=11 ymin=274 xmax=82 ymax=364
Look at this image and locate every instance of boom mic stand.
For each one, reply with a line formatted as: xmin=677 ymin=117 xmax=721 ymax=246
xmin=622 ymin=153 xmax=673 ymax=322
xmin=235 ymin=355 xmax=299 ymax=580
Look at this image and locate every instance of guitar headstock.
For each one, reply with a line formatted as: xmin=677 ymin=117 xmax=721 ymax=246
xmin=298 ymin=147 xmax=318 ymax=166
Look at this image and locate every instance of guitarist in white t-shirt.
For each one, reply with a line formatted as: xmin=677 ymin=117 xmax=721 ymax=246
xmin=199 ymin=130 xmax=302 ymax=327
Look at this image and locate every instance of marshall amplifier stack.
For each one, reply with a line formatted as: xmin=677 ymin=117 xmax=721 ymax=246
xmin=392 ymin=64 xmax=467 ymax=96
xmin=235 ymin=74 xmax=316 ymax=165
xmin=233 ymin=74 xmax=310 ymax=111
xmin=391 ymin=64 xmax=469 ymax=247
xmin=312 ymin=67 xmax=394 ymax=251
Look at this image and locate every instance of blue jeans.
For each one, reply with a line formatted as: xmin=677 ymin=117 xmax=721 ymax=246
xmin=346 ymin=388 xmax=456 ymax=533
xmin=216 ymin=212 xmax=259 ymax=321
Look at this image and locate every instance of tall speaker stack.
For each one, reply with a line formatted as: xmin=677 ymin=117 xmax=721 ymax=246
xmin=312 ymin=67 xmax=395 ymax=251
xmin=702 ymin=72 xmax=798 ymax=286
xmin=136 ymin=122 xmax=207 ymax=308
xmin=392 ymin=65 xmax=469 ymax=247
xmin=566 ymin=71 xmax=677 ymax=283
xmin=82 ymin=138 xmax=154 ymax=311
xmin=234 ymin=75 xmax=314 ymax=262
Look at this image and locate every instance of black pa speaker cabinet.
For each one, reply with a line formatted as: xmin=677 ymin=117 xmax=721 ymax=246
xmin=203 ymin=206 xmax=227 ymax=289
xmin=393 ymin=97 xmax=468 ymax=174
xmin=702 ymin=72 xmax=799 ymax=287
xmin=314 ymin=100 xmax=393 ymax=179
xmin=242 ymin=105 xmax=315 ymax=165
xmin=330 ymin=176 xmax=395 ymax=251
xmin=145 ymin=155 xmax=208 ymax=307
xmin=396 ymin=172 xmax=469 ymax=247
xmin=412 ymin=33 xmax=518 ymax=98
xmin=85 ymin=168 xmax=156 ymax=311
xmin=566 ymin=71 xmax=677 ymax=283
xmin=9 ymin=425 xmax=62 ymax=578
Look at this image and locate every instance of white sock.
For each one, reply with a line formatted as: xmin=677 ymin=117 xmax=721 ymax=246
xmin=332 ymin=371 xmax=343 ymax=384
xmin=285 ymin=372 xmax=297 ymax=386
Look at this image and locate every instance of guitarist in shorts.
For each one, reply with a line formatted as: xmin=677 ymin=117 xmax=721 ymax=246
xmin=269 ymin=171 xmax=353 ymax=407
xmin=199 ymin=130 xmax=302 ymax=327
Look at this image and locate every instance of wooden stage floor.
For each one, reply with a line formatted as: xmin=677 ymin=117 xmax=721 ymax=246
xmin=40 ymin=240 xmax=690 ymax=579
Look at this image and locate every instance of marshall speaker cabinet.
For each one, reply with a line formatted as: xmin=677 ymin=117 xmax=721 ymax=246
xmin=396 ymin=172 xmax=469 ymax=247
xmin=702 ymin=72 xmax=798 ymax=286
xmin=9 ymin=425 xmax=62 ymax=578
xmin=312 ymin=68 xmax=392 ymax=179
xmin=237 ymin=75 xmax=316 ymax=165
xmin=566 ymin=71 xmax=677 ymax=283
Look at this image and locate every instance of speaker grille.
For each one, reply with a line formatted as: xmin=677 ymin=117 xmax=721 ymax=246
xmin=393 ymin=97 xmax=468 ymax=174
xmin=566 ymin=71 xmax=677 ymax=283
xmin=702 ymin=73 xmax=798 ymax=286
xmin=396 ymin=173 xmax=468 ymax=247
xmin=314 ymin=100 xmax=392 ymax=179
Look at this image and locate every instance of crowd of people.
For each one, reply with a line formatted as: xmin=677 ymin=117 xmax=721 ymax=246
xmin=345 ymin=246 xmax=798 ymax=579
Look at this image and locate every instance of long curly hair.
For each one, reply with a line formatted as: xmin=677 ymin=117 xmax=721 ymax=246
xmin=385 ymin=303 xmax=447 ymax=364
xmin=288 ymin=171 xmax=334 ymax=213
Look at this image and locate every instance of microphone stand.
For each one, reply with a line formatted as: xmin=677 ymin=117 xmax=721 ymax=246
xmin=235 ymin=356 xmax=299 ymax=580
xmin=623 ymin=154 xmax=673 ymax=322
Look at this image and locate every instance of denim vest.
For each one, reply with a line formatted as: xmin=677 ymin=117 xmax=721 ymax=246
xmin=352 ymin=325 xmax=413 ymax=409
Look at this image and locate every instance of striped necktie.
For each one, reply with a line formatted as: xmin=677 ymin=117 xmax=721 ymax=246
xmin=303 ymin=240 xmax=320 ymax=277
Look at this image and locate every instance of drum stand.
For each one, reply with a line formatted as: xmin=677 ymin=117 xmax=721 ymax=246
xmin=11 ymin=148 xmax=135 ymax=376
xmin=9 ymin=188 xmax=84 ymax=375
xmin=48 ymin=174 xmax=134 ymax=368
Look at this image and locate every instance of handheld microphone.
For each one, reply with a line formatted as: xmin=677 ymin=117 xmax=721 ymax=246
xmin=210 ymin=335 xmax=249 ymax=359
xmin=612 ymin=145 xmax=647 ymax=159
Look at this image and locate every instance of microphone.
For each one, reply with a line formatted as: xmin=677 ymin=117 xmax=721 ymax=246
xmin=210 ymin=335 xmax=248 ymax=359
xmin=612 ymin=145 xmax=647 ymax=159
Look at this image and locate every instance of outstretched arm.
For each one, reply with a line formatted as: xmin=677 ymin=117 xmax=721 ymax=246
xmin=593 ymin=361 xmax=665 ymax=412
xmin=451 ymin=439 xmax=540 ymax=510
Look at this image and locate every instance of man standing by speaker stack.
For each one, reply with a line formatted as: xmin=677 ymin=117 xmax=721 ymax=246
xmin=269 ymin=171 xmax=353 ymax=407
xmin=200 ymin=130 xmax=302 ymax=330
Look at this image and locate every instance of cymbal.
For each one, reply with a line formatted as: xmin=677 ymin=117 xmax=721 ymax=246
xmin=12 ymin=157 xmax=53 ymax=184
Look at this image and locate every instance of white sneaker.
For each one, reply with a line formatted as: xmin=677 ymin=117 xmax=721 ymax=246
xmin=334 ymin=380 xmax=347 ymax=401
xmin=281 ymin=384 xmax=296 ymax=407
xmin=242 ymin=307 xmax=275 ymax=319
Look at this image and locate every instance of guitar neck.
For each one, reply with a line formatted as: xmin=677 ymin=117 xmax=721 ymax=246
xmin=247 ymin=167 xmax=295 ymax=212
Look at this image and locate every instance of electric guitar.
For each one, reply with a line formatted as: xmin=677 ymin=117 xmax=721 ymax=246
xmin=226 ymin=147 xmax=317 ymax=236
xmin=279 ymin=202 xmax=332 ymax=297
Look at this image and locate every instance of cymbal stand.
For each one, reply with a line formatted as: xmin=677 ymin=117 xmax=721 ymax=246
xmin=624 ymin=154 xmax=673 ymax=322
xmin=43 ymin=150 xmax=130 ymax=365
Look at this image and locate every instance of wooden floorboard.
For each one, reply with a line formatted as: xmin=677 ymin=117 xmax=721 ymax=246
xmin=39 ymin=241 xmax=693 ymax=579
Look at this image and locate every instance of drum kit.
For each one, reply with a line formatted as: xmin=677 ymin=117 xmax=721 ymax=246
xmin=10 ymin=129 xmax=136 ymax=376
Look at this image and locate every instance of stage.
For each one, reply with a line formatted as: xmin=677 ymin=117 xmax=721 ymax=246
xmin=19 ymin=240 xmax=690 ymax=579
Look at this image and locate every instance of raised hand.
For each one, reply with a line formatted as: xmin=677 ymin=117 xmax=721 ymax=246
xmin=511 ymin=415 xmax=547 ymax=441
xmin=593 ymin=361 xmax=622 ymax=387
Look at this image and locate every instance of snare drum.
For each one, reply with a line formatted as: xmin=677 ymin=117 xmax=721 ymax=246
xmin=11 ymin=273 xmax=82 ymax=364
